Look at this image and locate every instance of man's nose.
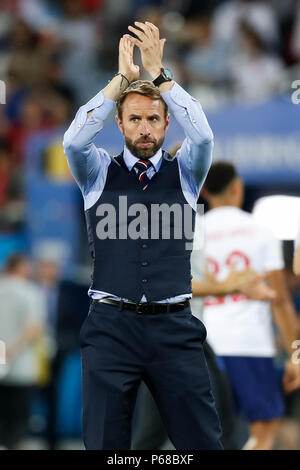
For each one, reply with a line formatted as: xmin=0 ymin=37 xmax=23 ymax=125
xmin=139 ymin=121 xmax=150 ymax=135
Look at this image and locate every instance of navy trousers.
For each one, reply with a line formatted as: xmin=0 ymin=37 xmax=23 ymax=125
xmin=79 ymin=300 xmax=223 ymax=450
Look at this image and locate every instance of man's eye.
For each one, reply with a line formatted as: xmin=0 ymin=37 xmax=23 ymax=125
xmin=130 ymin=117 xmax=139 ymax=122
xmin=150 ymin=117 xmax=158 ymax=121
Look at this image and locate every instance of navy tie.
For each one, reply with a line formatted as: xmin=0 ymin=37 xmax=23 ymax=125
xmin=134 ymin=159 xmax=152 ymax=192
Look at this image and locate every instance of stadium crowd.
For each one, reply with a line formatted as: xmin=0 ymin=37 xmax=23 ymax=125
xmin=1 ymin=0 xmax=300 ymax=233
xmin=0 ymin=0 xmax=300 ymax=450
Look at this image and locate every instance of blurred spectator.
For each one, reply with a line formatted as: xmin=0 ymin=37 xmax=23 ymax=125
xmin=291 ymin=0 xmax=300 ymax=61
xmin=6 ymin=92 xmax=45 ymax=164
xmin=36 ymin=258 xmax=60 ymax=336
xmin=42 ymin=53 xmax=75 ymax=105
xmin=182 ymin=0 xmax=223 ymax=18
xmin=212 ymin=0 xmax=280 ymax=49
xmin=17 ymin=0 xmax=59 ymax=34
xmin=34 ymin=257 xmax=60 ymax=450
xmin=183 ymin=15 xmax=232 ymax=86
xmin=41 ymin=278 xmax=90 ymax=449
xmin=0 ymin=138 xmax=21 ymax=205
xmin=3 ymin=19 xmax=48 ymax=93
xmin=54 ymin=0 xmax=103 ymax=103
xmin=0 ymin=253 xmax=46 ymax=449
xmin=230 ymin=21 xmax=287 ymax=102
xmin=6 ymin=88 xmax=72 ymax=170
xmin=0 ymin=0 xmax=14 ymax=53
xmin=0 ymin=138 xmax=24 ymax=232
xmin=81 ymin=0 xmax=105 ymax=14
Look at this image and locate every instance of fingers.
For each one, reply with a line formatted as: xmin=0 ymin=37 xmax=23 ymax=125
xmin=127 ymin=21 xmax=160 ymax=43
xmin=160 ymin=38 xmax=166 ymax=57
xmin=124 ymin=35 xmax=133 ymax=54
xmin=127 ymin=38 xmax=134 ymax=59
xmin=118 ymin=34 xmax=140 ymax=82
xmin=131 ymin=21 xmax=160 ymax=40
xmin=124 ymin=33 xmax=140 ymax=47
xmin=119 ymin=36 xmax=125 ymax=53
xmin=133 ymin=21 xmax=152 ymax=39
xmin=145 ymin=21 xmax=160 ymax=39
xmin=128 ymin=25 xmax=146 ymax=42
xmin=120 ymin=35 xmax=134 ymax=56
xmin=120 ymin=35 xmax=132 ymax=54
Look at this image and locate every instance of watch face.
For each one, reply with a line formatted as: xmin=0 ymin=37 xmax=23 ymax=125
xmin=163 ymin=68 xmax=173 ymax=80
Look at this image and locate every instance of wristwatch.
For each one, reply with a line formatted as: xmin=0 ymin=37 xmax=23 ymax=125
xmin=152 ymin=68 xmax=173 ymax=87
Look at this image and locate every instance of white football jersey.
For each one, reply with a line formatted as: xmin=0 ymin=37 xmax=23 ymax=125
xmin=202 ymin=206 xmax=284 ymax=357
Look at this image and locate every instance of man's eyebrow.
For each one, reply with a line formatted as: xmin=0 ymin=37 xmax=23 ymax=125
xmin=127 ymin=113 xmax=161 ymax=120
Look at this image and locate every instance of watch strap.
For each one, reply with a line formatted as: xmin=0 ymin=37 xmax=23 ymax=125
xmin=153 ymin=68 xmax=172 ymax=87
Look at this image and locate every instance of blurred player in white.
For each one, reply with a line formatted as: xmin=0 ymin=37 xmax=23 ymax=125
xmin=201 ymin=162 xmax=300 ymax=450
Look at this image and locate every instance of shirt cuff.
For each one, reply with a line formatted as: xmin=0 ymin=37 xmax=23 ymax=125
xmin=84 ymin=91 xmax=115 ymax=121
xmin=161 ymin=82 xmax=193 ymax=110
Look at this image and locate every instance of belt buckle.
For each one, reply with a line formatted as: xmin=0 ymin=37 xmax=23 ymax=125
xmin=135 ymin=302 xmax=144 ymax=314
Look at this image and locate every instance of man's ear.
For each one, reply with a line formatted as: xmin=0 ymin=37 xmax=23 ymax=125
xmin=164 ymin=113 xmax=170 ymax=131
xmin=116 ymin=115 xmax=124 ymax=134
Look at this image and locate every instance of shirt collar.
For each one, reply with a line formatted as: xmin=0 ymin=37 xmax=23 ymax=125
xmin=123 ymin=145 xmax=163 ymax=172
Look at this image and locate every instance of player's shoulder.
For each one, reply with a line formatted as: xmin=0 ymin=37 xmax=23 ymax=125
xmin=236 ymin=209 xmax=278 ymax=239
xmin=204 ymin=207 xmax=276 ymax=238
xmin=245 ymin=214 xmax=279 ymax=243
xmin=204 ymin=206 xmax=251 ymax=224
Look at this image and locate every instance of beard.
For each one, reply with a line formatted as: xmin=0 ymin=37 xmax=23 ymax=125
xmin=124 ymin=135 xmax=164 ymax=159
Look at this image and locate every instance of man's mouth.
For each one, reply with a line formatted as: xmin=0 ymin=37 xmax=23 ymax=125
xmin=138 ymin=142 xmax=154 ymax=148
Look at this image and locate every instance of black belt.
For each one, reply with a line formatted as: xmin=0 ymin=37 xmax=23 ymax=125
xmin=93 ymin=297 xmax=190 ymax=314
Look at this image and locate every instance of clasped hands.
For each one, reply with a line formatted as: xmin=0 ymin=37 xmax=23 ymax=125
xmin=118 ymin=21 xmax=166 ymax=84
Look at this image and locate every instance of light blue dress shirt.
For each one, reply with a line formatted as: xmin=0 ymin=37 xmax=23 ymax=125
xmin=63 ymin=82 xmax=213 ymax=303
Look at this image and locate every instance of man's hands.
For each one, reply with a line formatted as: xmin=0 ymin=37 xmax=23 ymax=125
xmin=192 ymin=266 xmax=276 ymax=299
xmin=118 ymin=35 xmax=140 ymax=84
xmin=207 ymin=265 xmax=276 ymax=301
xmin=221 ymin=267 xmax=260 ymax=295
xmin=238 ymin=275 xmax=277 ymax=301
xmin=125 ymin=21 xmax=166 ymax=80
xmin=102 ymin=22 xmax=169 ymax=103
xmin=283 ymin=359 xmax=300 ymax=393
xmin=102 ymin=21 xmax=171 ymax=105
xmin=101 ymin=35 xmax=140 ymax=102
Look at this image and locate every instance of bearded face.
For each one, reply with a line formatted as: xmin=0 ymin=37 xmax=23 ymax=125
xmin=116 ymin=92 xmax=170 ymax=159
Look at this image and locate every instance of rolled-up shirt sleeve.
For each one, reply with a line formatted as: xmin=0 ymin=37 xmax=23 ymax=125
xmin=63 ymin=91 xmax=115 ymax=195
xmin=161 ymin=83 xmax=213 ymax=207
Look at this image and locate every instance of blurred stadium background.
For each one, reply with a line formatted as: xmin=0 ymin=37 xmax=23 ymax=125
xmin=0 ymin=0 xmax=300 ymax=450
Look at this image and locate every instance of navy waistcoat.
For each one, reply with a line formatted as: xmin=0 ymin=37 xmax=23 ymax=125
xmin=85 ymin=152 xmax=195 ymax=302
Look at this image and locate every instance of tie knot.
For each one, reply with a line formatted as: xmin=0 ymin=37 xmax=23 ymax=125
xmin=134 ymin=159 xmax=152 ymax=170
